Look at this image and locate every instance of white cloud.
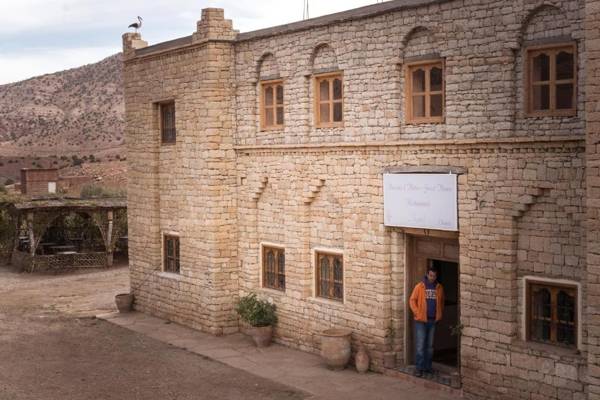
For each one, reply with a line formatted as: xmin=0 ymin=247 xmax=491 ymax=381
xmin=0 ymin=1 xmax=383 ymax=84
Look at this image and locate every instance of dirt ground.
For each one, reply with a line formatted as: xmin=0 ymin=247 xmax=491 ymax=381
xmin=0 ymin=266 xmax=306 ymax=400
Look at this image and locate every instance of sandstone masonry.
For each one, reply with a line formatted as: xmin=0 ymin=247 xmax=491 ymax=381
xmin=123 ymin=1 xmax=600 ymax=398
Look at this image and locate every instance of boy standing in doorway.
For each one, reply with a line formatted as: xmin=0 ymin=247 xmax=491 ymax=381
xmin=409 ymin=266 xmax=444 ymax=377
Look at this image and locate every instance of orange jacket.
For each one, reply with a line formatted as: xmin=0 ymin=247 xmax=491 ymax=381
xmin=409 ymin=281 xmax=444 ymax=322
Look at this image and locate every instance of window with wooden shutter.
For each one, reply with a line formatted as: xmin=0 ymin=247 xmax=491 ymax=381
xmin=163 ymin=234 xmax=180 ymax=273
xmin=160 ymin=101 xmax=176 ymax=144
xmin=262 ymin=246 xmax=285 ymax=291
xmin=314 ymin=73 xmax=343 ymax=128
xmin=526 ymin=43 xmax=576 ymax=117
xmin=316 ymin=251 xmax=343 ymax=301
xmin=527 ymin=281 xmax=577 ymax=348
xmin=405 ymin=60 xmax=444 ymax=124
xmin=260 ymin=81 xmax=284 ymax=130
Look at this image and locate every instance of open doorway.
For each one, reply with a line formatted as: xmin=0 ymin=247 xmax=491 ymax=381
xmin=406 ymin=235 xmax=460 ymax=371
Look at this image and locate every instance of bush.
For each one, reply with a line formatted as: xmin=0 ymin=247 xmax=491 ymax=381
xmin=80 ymin=184 xmax=126 ymax=199
xmin=235 ymin=293 xmax=277 ymax=327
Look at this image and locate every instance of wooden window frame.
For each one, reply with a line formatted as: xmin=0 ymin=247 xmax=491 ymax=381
xmin=160 ymin=101 xmax=176 ymax=145
xmin=405 ymin=59 xmax=445 ymax=124
xmin=314 ymin=72 xmax=344 ymax=128
xmin=261 ymin=245 xmax=285 ymax=291
xmin=315 ymin=250 xmax=344 ymax=302
xmin=525 ymin=42 xmax=577 ymax=117
xmin=526 ymin=279 xmax=578 ymax=348
xmin=259 ymin=80 xmax=284 ymax=131
xmin=163 ymin=234 xmax=180 ymax=274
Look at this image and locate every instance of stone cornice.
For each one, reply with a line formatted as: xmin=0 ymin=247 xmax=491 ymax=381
xmin=234 ymin=136 xmax=585 ymax=156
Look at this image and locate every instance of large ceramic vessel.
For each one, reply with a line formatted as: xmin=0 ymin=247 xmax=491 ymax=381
xmin=320 ymin=328 xmax=352 ymax=370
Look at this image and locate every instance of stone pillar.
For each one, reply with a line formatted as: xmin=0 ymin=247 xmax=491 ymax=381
xmin=586 ymin=0 xmax=600 ymax=397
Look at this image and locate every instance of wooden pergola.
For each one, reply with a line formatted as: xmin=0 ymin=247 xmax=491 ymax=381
xmin=7 ymin=198 xmax=127 ymax=272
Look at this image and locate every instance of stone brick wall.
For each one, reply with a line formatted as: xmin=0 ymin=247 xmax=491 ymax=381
xmin=124 ymin=12 xmax=239 ymax=335
xmin=124 ymin=0 xmax=596 ymax=398
xmin=586 ymin=0 xmax=600 ymax=397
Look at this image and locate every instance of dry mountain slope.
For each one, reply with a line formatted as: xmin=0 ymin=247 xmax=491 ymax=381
xmin=0 ymin=53 xmax=124 ymax=158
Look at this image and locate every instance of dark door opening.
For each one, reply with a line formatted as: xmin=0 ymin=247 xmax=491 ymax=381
xmin=406 ymin=235 xmax=460 ymax=371
xmin=430 ymin=259 xmax=459 ymax=368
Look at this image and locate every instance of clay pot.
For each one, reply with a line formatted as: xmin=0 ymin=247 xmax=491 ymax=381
xmin=249 ymin=325 xmax=273 ymax=347
xmin=355 ymin=343 xmax=370 ymax=373
xmin=115 ymin=293 xmax=134 ymax=313
xmin=320 ymin=328 xmax=352 ymax=370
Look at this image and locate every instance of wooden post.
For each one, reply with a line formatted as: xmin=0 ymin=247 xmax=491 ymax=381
xmin=107 ymin=210 xmax=113 ymax=267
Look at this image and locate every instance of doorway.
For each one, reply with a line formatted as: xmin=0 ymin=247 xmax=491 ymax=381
xmin=406 ymin=235 xmax=460 ymax=370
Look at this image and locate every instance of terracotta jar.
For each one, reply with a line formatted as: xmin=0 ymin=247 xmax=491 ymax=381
xmin=249 ymin=325 xmax=273 ymax=347
xmin=320 ymin=328 xmax=352 ymax=370
xmin=115 ymin=293 xmax=134 ymax=313
xmin=355 ymin=343 xmax=370 ymax=373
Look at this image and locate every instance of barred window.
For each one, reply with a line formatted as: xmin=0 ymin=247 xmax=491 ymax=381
xmin=164 ymin=235 xmax=180 ymax=273
xmin=316 ymin=251 xmax=343 ymax=301
xmin=260 ymin=81 xmax=284 ymax=130
xmin=527 ymin=43 xmax=576 ymax=116
xmin=161 ymin=101 xmax=176 ymax=144
xmin=527 ymin=281 xmax=577 ymax=347
xmin=262 ymin=246 xmax=285 ymax=291
xmin=405 ymin=60 xmax=444 ymax=124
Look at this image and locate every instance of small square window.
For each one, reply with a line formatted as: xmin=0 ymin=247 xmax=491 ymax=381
xmin=160 ymin=101 xmax=176 ymax=144
xmin=262 ymin=246 xmax=285 ymax=291
xmin=405 ymin=60 xmax=445 ymax=124
xmin=527 ymin=281 xmax=577 ymax=348
xmin=260 ymin=81 xmax=284 ymax=130
xmin=526 ymin=43 xmax=576 ymax=117
xmin=314 ymin=73 xmax=343 ymax=128
xmin=163 ymin=234 xmax=180 ymax=273
xmin=316 ymin=251 xmax=343 ymax=301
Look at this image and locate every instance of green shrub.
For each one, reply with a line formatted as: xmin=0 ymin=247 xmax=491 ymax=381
xmin=235 ymin=293 xmax=277 ymax=327
xmin=80 ymin=184 xmax=126 ymax=199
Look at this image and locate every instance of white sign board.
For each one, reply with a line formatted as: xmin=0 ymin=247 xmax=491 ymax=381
xmin=383 ymin=173 xmax=458 ymax=231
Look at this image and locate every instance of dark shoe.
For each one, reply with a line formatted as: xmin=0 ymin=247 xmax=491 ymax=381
xmin=413 ymin=369 xmax=423 ymax=377
xmin=424 ymin=369 xmax=435 ymax=378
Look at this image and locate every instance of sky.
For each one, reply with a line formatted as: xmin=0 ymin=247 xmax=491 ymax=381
xmin=0 ymin=0 xmax=384 ymax=85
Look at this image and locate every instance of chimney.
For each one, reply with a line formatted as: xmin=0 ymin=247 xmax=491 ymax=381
xmin=122 ymin=32 xmax=148 ymax=60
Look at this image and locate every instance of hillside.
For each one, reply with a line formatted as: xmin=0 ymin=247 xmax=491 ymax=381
xmin=0 ymin=53 xmax=124 ymax=182
xmin=0 ymin=53 xmax=124 ymax=158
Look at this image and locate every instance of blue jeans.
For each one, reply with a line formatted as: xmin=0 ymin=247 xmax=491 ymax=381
xmin=415 ymin=321 xmax=436 ymax=372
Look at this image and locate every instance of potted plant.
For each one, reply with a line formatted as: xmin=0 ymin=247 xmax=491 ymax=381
xmin=235 ymin=293 xmax=277 ymax=347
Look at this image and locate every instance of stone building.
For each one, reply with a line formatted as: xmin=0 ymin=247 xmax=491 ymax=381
xmin=123 ymin=0 xmax=600 ymax=398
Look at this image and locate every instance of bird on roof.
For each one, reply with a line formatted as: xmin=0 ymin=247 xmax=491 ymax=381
xmin=128 ymin=16 xmax=143 ymax=33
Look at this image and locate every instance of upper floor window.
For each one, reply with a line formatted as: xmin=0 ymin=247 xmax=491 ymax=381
xmin=315 ymin=73 xmax=343 ymax=128
xmin=160 ymin=101 xmax=176 ymax=144
xmin=405 ymin=60 xmax=444 ymax=124
xmin=262 ymin=245 xmax=285 ymax=291
xmin=260 ymin=81 xmax=284 ymax=130
xmin=163 ymin=234 xmax=180 ymax=273
xmin=526 ymin=43 xmax=576 ymax=117
xmin=316 ymin=251 xmax=343 ymax=302
xmin=527 ymin=280 xmax=577 ymax=348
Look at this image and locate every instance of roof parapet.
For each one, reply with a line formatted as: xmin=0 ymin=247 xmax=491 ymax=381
xmin=192 ymin=8 xmax=238 ymax=44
